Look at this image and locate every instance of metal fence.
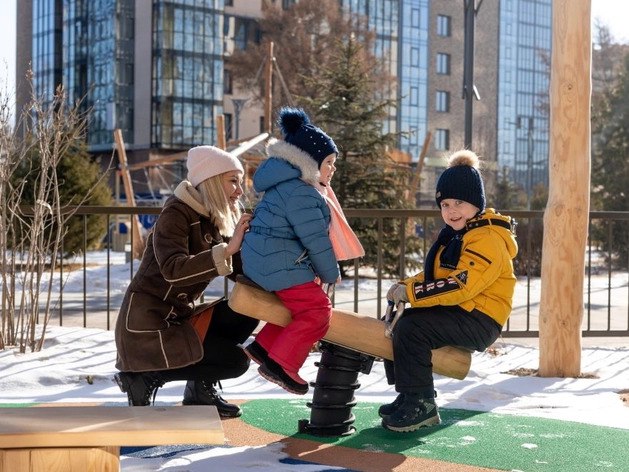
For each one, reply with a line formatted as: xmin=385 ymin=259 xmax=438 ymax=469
xmin=8 ymin=206 xmax=629 ymax=337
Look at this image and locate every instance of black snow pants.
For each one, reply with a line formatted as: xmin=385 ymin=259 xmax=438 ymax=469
xmin=161 ymin=299 xmax=259 ymax=383
xmin=384 ymin=305 xmax=502 ymax=398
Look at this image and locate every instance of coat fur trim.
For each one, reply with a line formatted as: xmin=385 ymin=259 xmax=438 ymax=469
xmin=174 ymin=181 xmax=209 ymax=217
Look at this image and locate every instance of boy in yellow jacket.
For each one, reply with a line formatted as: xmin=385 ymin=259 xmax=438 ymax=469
xmin=380 ymin=149 xmax=518 ymax=432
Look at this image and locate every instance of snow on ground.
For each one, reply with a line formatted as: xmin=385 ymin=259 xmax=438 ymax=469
xmin=1 ymin=250 xmax=628 ymax=470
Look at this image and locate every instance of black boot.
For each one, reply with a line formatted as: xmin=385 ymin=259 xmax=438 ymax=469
xmin=378 ymin=393 xmax=405 ymax=418
xmin=381 ymin=394 xmax=441 ymax=432
xmin=244 ymin=340 xmax=270 ymax=366
xmin=114 ymin=371 xmax=165 ymax=406
xmin=182 ymin=380 xmax=242 ymax=418
xmin=379 ymin=390 xmax=437 ymax=418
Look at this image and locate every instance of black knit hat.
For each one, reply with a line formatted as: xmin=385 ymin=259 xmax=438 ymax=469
xmin=278 ymin=107 xmax=338 ymax=168
xmin=435 ymin=150 xmax=486 ymax=211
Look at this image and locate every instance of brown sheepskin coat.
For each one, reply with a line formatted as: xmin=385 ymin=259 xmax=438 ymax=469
xmin=115 ymin=181 xmax=238 ymax=372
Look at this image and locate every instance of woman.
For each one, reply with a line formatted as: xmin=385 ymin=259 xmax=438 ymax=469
xmin=114 ymin=145 xmax=259 ymax=418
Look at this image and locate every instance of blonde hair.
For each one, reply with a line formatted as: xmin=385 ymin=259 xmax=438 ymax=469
xmin=197 ymin=174 xmax=241 ymax=237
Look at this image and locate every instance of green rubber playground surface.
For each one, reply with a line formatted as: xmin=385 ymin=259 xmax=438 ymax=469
xmin=242 ymin=399 xmax=629 ymax=472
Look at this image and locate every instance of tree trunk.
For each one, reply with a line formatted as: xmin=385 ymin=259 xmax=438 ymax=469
xmin=539 ymin=0 xmax=591 ymax=377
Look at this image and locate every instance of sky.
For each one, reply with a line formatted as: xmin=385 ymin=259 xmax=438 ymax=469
xmin=0 ymin=251 xmax=628 ymax=470
xmin=0 ymin=0 xmax=628 ymax=103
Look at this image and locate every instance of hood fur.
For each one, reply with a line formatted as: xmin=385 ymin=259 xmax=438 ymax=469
xmin=266 ymin=138 xmax=320 ymax=186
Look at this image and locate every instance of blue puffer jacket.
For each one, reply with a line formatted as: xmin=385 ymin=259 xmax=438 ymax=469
xmin=242 ymin=139 xmax=340 ymax=292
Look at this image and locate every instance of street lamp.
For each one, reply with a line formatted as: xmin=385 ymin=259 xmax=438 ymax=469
xmin=517 ymin=116 xmax=534 ymax=209
xmin=230 ymin=98 xmax=248 ymax=141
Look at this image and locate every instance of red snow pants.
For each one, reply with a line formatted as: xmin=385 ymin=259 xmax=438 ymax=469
xmin=255 ymin=281 xmax=332 ymax=373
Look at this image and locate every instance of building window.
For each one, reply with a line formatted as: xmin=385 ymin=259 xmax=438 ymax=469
xmin=410 ymin=86 xmax=419 ymax=106
xmin=436 ymin=53 xmax=450 ymax=75
xmin=224 ymin=112 xmax=233 ymax=141
xmin=411 ymin=47 xmax=419 ymax=66
xmin=435 ymin=129 xmax=450 ymax=150
xmin=436 ymin=91 xmax=450 ymax=112
xmin=225 ymin=0 xmax=233 ymax=6
xmin=437 ymin=15 xmax=451 ymax=37
xmin=224 ymin=69 xmax=233 ymax=94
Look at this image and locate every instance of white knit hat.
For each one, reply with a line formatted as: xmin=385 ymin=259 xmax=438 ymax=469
xmin=186 ymin=145 xmax=244 ymax=187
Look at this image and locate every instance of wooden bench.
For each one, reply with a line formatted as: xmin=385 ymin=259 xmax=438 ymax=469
xmin=0 ymin=405 xmax=223 ymax=471
xmin=228 ymin=280 xmax=472 ymax=380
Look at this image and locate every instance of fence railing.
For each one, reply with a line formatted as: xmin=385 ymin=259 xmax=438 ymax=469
xmin=6 ymin=206 xmax=629 ymax=337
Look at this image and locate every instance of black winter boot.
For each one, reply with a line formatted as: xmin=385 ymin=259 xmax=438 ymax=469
xmin=378 ymin=393 xmax=405 ymax=418
xmin=381 ymin=394 xmax=441 ymax=432
xmin=182 ymin=380 xmax=242 ymax=418
xmin=244 ymin=340 xmax=270 ymax=367
xmin=379 ymin=390 xmax=437 ymax=418
xmin=115 ymin=371 xmax=165 ymax=406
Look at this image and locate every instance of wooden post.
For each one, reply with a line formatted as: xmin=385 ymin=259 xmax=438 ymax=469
xmin=405 ymin=131 xmax=432 ymax=204
xmin=538 ymin=0 xmax=591 ymax=377
xmin=264 ymin=41 xmax=274 ymax=134
xmin=113 ymin=129 xmax=145 ymax=261
xmin=216 ymin=114 xmax=226 ymax=150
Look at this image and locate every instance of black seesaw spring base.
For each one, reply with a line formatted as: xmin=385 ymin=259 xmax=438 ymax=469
xmin=298 ymin=341 xmax=375 ymax=437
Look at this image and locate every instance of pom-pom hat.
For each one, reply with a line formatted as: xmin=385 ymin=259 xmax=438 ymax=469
xmin=186 ymin=145 xmax=244 ymax=187
xmin=278 ymin=107 xmax=338 ymax=167
xmin=435 ymin=150 xmax=486 ymax=211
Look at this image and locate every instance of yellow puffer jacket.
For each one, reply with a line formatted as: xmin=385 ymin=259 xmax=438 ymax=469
xmin=403 ymin=209 xmax=518 ymax=326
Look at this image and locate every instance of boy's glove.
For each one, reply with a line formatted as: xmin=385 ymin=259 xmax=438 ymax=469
xmin=386 ymin=283 xmax=409 ymax=305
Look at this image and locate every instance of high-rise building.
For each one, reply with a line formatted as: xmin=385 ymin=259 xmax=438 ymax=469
xmin=16 ymin=0 xmax=551 ymax=203
xmin=422 ymin=1 xmax=551 ymax=205
xmin=17 ymin=0 xmax=225 ymax=171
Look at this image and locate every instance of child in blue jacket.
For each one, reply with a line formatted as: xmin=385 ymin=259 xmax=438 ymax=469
xmin=241 ymin=108 xmax=340 ymax=395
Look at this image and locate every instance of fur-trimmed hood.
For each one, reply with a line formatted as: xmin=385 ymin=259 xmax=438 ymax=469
xmin=257 ymin=138 xmax=320 ymax=189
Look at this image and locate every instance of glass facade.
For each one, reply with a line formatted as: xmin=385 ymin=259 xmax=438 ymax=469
xmin=398 ymin=0 xmax=428 ymax=159
xmin=152 ymin=0 xmax=224 ymax=149
xmin=497 ymin=0 xmax=552 ymax=200
xmin=339 ymin=0 xmax=401 ymax=137
xmin=339 ymin=0 xmax=429 ymax=158
xmin=32 ymin=0 xmax=63 ymax=106
xmin=30 ymin=0 xmax=225 ymax=151
xmin=26 ymin=0 xmax=552 ymax=181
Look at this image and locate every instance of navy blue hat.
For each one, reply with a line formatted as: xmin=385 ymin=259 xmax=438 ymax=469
xmin=435 ymin=150 xmax=486 ymax=211
xmin=278 ymin=107 xmax=338 ymax=167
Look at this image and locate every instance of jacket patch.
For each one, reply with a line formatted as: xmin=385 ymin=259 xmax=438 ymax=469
xmin=455 ymin=270 xmax=468 ymax=285
xmin=413 ymin=277 xmax=460 ymax=299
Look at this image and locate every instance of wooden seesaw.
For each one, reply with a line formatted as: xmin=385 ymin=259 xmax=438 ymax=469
xmin=228 ymin=278 xmax=472 ymax=380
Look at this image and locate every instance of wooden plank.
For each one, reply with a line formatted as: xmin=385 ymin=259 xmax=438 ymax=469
xmin=1 ymin=447 xmax=120 ymax=472
xmin=0 ymin=405 xmax=223 ymax=449
xmin=228 ymin=281 xmax=472 ymax=380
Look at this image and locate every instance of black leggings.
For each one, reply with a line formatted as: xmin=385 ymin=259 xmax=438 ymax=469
xmin=161 ymin=300 xmax=259 ymax=383
xmin=384 ymin=305 xmax=501 ymax=398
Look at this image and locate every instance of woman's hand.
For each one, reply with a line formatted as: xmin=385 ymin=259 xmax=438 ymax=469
xmin=225 ymin=213 xmax=252 ymax=257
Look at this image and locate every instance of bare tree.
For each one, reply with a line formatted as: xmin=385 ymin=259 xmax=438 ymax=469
xmin=0 ymin=77 xmax=113 ymax=352
xmin=228 ymin=0 xmax=385 ymax=111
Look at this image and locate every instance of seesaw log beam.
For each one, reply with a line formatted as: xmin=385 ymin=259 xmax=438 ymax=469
xmin=228 ymin=281 xmax=471 ymax=380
